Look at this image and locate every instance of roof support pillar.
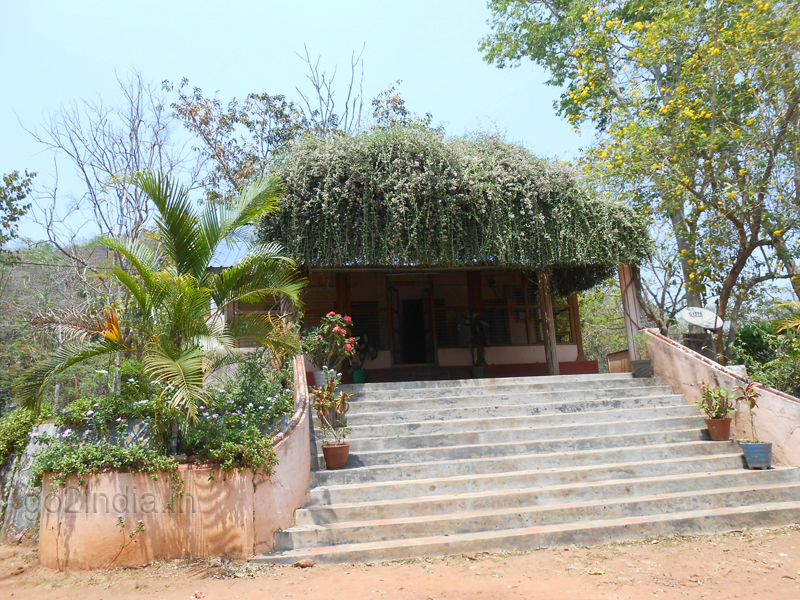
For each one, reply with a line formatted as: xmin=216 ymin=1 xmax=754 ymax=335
xmin=537 ymin=270 xmax=560 ymax=376
xmin=618 ymin=263 xmax=643 ymax=362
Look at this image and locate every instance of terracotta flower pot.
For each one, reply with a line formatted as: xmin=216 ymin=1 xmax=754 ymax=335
xmin=322 ymin=443 xmax=350 ymax=470
xmin=705 ymin=418 xmax=732 ymax=441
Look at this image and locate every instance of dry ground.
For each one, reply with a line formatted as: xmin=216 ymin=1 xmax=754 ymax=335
xmin=2 ymin=526 xmax=800 ymax=599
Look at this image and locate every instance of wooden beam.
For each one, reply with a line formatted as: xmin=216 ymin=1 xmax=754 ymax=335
xmin=537 ymin=270 xmax=560 ymax=376
xmin=569 ymin=293 xmax=587 ymax=361
xmin=618 ymin=263 xmax=643 ymax=361
xmin=335 ymin=273 xmax=350 ymax=315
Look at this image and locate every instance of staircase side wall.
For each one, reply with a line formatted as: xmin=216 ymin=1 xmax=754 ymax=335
xmin=646 ymin=328 xmax=800 ymax=467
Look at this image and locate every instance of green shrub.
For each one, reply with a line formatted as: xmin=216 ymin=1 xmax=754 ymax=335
xmin=31 ymin=441 xmax=178 ymax=487
xmin=195 ymin=426 xmax=278 ymax=474
xmin=0 ymin=405 xmax=53 ymax=466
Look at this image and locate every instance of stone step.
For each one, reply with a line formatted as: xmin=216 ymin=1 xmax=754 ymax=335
xmin=312 ymin=440 xmax=740 ymax=486
xmin=308 ymin=453 xmax=748 ymax=506
xmin=317 ymin=428 xmax=707 ymax=468
xmin=254 ymin=501 xmax=800 ymax=564
xmin=298 ymin=468 xmax=799 ymax=525
xmin=277 ymin=482 xmax=800 ymax=550
xmin=321 ymin=394 xmax=688 ymax=427
xmin=338 ymin=404 xmax=700 ymax=439
xmin=317 ymin=415 xmax=705 ymax=451
xmin=346 ymin=385 xmax=672 ymax=414
xmin=342 ymin=375 xmax=654 ymax=400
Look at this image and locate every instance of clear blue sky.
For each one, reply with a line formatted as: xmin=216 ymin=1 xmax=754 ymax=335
xmin=1 ymin=0 xmax=587 ymax=240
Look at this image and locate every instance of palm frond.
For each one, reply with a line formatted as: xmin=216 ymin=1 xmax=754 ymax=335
xmin=31 ymin=307 xmax=131 ymax=348
xmin=88 ymin=235 xmax=160 ymax=288
xmin=143 ymin=346 xmax=208 ymax=421
xmin=776 ymin=302 xmax=800 ymax=333
xmin=125 ymin=171 xmax=200 ymax=277
xmin=227 ymin=313 xmax=301 ymax=359
xmin=14 ymin=337 xmax=127 ymax=411
xmin=209 ymin=243 xmax=306 ymax=311
xmin=197 ymin=175 xmax=284 ymax=279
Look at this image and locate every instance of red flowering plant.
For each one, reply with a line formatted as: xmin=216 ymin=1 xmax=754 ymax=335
xmin=301 ymin=312 xmax=358 ymax=371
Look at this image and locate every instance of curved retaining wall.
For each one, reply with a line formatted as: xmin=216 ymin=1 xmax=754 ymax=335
xmin=645 ymin=329 xmax=800 ymax=466
xmin=38 ymin=355 xmax=312 ymax=570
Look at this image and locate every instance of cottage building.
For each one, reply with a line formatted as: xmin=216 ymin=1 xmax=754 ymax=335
xmin=230 ymin=127 xmax=651 ymax=381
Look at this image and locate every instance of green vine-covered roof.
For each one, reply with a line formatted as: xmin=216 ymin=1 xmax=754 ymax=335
xmin=259 ymin=126 xmax=651 ymax=293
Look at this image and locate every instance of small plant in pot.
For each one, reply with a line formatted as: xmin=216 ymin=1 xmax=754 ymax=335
xmin=310 ymin=367 xmax=353 ymax=470
xmin=302 ymin=312 xmax=358 ymax=386
xmin=696 ymin=380 xmax=735 ymax=440
xmin=631 ymin=333 xmax=652 ymax=378
xmin=349 ymin=334 xmax=378 ymax=384
xmin=735 ymin=381 xmax=772 ymax=469
xmin=464 ymin=311 xmax=490 ymax=378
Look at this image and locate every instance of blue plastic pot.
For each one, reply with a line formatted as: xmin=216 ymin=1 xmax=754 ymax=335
xmin=741 ymin=442 xmax=773 ymax=469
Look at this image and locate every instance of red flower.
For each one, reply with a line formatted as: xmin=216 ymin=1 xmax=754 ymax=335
xmin=344 ymin=343 xmax=352 ymax=351
xmin=326 ymin=311 xmax=335 ymax=317
xmin=333 ymin=326 xmax=341 ymax=333
xmin=349 ymin=337 xmax=355 ymax=343
xmin=344 ymin=316 xmax=352 ymax=324
xmin=340 ymin=330 xmax=346 ymax=336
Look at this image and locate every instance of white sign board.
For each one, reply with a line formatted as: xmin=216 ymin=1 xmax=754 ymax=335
xmin=678 ymin=307 xmax=724 ymax=330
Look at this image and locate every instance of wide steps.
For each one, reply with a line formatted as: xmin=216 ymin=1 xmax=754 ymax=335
xmin=255 ymin=501 xmax=800 ymax=565
xmin=278 ymin=482 xmax=800 ymax=550
xmin=307 ymin=453 xmax=750 ymax=505
xmin=341 ymin=404 xmax=700 ymax=438
xmin=346 ymin=384 xmax=668 ymax=413
xmin=319 ymin=415 xmax=705 ymax=453
xmin=255 ymin=374 xmax=800 ymax=564
xmin=318 ymin=428 xmax=707 ymax=468
xmin=298 ymin=468 xmax=799 ymax=525
xmin=324 ymin=394 xmax=688 ymax=426
xmin=313 ymin=440 xmax=740 ymax=486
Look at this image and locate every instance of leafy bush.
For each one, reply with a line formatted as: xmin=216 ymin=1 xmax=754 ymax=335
xmin=731 ymin=319 xmax=800 ymax=398
xmin=0 ymin=405 xmax=53 ymax=466
xmin=195 ymin=426 xmax=278 ymax=473
xmin=31 ymin=441 xmax=178 ymax=487
xmin=183 ymin=353 xmax=294 ymax=471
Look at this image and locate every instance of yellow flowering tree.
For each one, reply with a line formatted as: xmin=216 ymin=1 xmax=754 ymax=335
xmin=482 ymin=0 xmax=800 ymax=359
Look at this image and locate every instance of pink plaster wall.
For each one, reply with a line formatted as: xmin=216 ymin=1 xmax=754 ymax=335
xmin=252 ymin=406 xmax=311 ymax=554
xmin=645 ymin=328 xmax=800 ymax=466
xmin=38 ymin=356 xmax=312 ymax=570
xmin=39 ymin=467 xmax=254 ymax=570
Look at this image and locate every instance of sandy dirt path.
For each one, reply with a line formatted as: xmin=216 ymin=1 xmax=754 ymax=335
xmin=2 ymin=527 xmax=800 ymax=599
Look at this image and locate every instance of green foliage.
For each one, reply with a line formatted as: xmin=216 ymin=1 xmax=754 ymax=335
xmin=578 ymin=279 xmax=628 ymax=370
xmin=731 ymin=319 xmax=800 ymax=398
xmin=261 ymin=127 xmax=651 ymax=292
xmin=0 ymin=405 xmax=52 ymax=466
xmin=696 ymin=380 xmax=736 ymax=419
xmin=17 ymin=172 xmax=306 ymax=421
xmin=0 ymin=171 xmax=33 ymax=257
xmin=193 ymin=426 xmax=278 ymax=473
xmin=481 ymin=0 xmax=800 ymax=351
xmin=183 ymin=353 xmax=293 ymax=471
xmin=31 ymin=441 xmax=179 ymax=487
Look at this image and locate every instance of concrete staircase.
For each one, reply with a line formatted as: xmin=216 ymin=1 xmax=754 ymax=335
xmin=253 ymin=373 xmax=800 ymax=564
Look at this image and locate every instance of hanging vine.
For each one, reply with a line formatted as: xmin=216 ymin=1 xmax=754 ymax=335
xmin=260 ymin=126 xmax=651 ymax=293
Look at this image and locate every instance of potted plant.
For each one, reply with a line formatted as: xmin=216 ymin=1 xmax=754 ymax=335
xmin=350 ymin=334 xmax=378 ymax=384
xmin=302 ymin=312 xmax=358 ymax=386
xmin=696 ymin=380 xmax=736 ymax=440
xmin=631 ymin=333 xmax=652 ymax=378
xmin=735 ymin=381 xmax=772 ymax=469
xmin=464 ymin=311 xmax=490 ymax=378
xmin=310 ymin=367 xmax=353 ymax=470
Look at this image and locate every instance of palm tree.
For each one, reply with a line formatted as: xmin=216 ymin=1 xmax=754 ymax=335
xmin=777 ymin=301 xmax=800 ymax=333
xmin=15 ymin=171 xmax=306 ymax=427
